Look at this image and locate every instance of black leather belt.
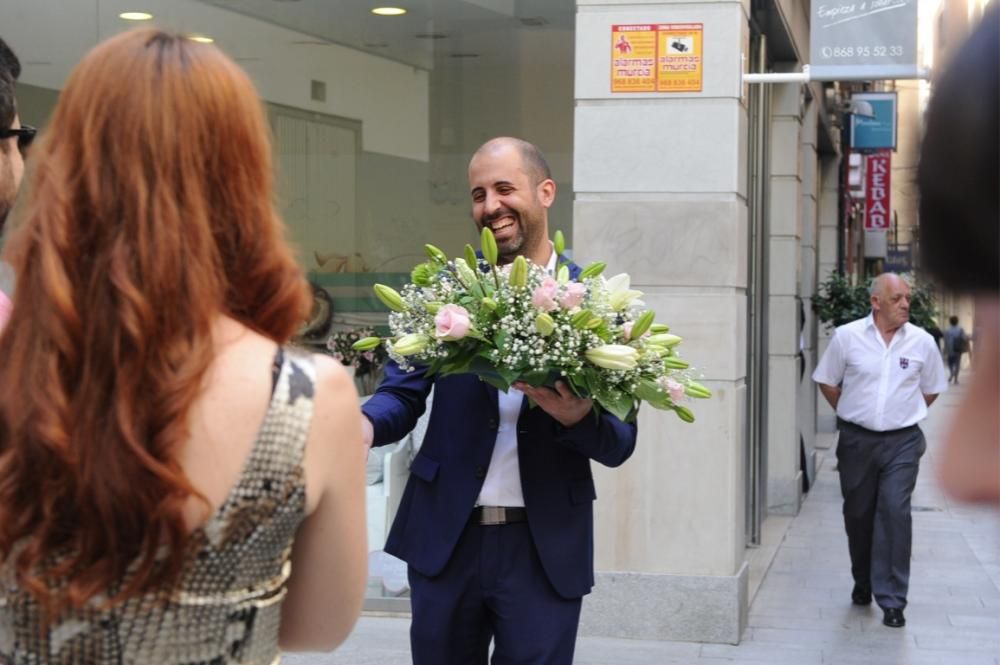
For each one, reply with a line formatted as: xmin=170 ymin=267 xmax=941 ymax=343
xmin=837 ymin=418 xmax=920 ymax=436
xmin=474 ymin=506 xmax=527 ymax=525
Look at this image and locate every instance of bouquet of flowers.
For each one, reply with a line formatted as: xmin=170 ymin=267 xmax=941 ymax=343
xmin=327 ymin=326 xmax=388 ymax=395
xmin=353 ymin=229 xmax=710 ymax=422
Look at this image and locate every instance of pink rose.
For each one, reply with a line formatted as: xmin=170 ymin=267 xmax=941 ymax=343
xmin=531 ymin=277 xmax=560 ymax=311
xmin=623 ymin=320 xmax=650 ymax=341
xmin=434 ymin=304 xmax=472 ymax=340
xmin=658 ymin=377 xmax=686 ymax=402
xmin=559 ymin=282 xmax=586 ymax=310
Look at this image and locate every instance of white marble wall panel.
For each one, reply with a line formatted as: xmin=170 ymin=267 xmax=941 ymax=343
xmin=636 ymin=289 xmax=747 ymax=382
xmin=576 ymin=3 xmax=749 ymax=100
xmin=767 ymin=294 xmax=798 ymax=356
xmin=770 ymin=117 xmax=803 ymax=177
xmin=594 ymin=382 xmax=747 ymax=575
xmin=768 ymin=237 xmax=800 ymax=297
xmin=767 ymin=177 xmax=802 ymax=237
xmin=766 ymin=354 xmax=801 ymax=514
xmin=574 ymin=100 xmax=744 ymax=193
xmin=573 ymin=198 xmax=747 ymax=287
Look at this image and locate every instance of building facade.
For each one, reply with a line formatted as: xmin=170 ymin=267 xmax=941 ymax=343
xmin=2 ymin=0 xmax=850 ymax=644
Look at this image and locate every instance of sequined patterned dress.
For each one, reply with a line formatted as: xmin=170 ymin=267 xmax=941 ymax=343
xmin=0 ymin=349 xmax=316 ymax=665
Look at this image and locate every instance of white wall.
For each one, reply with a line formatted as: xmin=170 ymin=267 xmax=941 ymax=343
xmin=0 ymin=0 xmax=429 ymax=161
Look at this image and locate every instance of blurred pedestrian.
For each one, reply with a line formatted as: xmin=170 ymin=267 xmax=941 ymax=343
xmin=0 ymin=29 xmax=367 ymax=662
xmin=942 ymin=315 xmax=969 ymax=384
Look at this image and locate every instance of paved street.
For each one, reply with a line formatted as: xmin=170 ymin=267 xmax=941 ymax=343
xmin=286 ymin=380 xmax=1000 ymax=664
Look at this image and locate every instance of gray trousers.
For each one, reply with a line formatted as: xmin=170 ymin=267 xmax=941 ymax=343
xmin=836 ymin=419 xmax=926 ymax=610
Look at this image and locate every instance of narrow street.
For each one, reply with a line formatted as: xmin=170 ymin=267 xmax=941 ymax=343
xmin=287 ymin=379 xmax=1000 ymax=664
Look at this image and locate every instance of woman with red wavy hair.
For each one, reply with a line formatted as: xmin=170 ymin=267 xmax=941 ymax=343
xmin=0 ymin=28 xmax=367 ymax=662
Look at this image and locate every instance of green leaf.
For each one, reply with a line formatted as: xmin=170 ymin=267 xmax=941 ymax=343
xmin=596 ymin=391 xmax=636 ymax=422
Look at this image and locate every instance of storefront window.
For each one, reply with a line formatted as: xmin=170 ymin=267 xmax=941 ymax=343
xmin=2 ymin=0 xmax=575 ymax=603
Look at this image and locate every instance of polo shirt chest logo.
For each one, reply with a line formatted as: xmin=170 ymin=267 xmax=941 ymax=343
xmin=899 ymin=357 xmax=910 ymax=369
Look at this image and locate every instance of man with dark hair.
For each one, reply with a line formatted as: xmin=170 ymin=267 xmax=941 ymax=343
xmin=0 ymin=36 xmax=30 ymax=325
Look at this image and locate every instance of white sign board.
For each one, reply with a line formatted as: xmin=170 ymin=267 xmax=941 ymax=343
xmin=810 ymin=0 xmax=920 ymax=80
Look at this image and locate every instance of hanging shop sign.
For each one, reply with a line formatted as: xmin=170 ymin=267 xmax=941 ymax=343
xmin=851 ymin=92 xmax=898 ymax=150
xmin=809 ymin=0 xmax=920 ymax=80
xmin=611 ymin=23 xmax=703 ymax=93
xmin=864 ymin=149 xmax=892 ymax=231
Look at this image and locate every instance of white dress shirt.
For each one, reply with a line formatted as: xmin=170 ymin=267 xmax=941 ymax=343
xmin=476 ymin=247 xmax=558 ymax=507
xmin=813 ymin=314 xmax=948 ymax=432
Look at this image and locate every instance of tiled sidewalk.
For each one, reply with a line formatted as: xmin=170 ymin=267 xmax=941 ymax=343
xmin=286 ymin=381 xmax=1000 ymax=664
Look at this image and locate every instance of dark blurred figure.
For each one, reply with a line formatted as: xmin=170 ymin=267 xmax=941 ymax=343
xmin=942 ymin=315 xmax=969 ymax=384
xmin=917 ymin=3 xmax=999 ymax=503
xmin=0 ymin=36 xmax=32 ymax=325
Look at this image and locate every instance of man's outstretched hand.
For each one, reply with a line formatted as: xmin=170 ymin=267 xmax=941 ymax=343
xmin=513 ymin=380 xmax=592 ymax=428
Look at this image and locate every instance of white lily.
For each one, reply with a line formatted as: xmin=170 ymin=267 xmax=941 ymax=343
xmin=604 ymin=273 xmax=644 ymax=310
xmin=585 ymin=344 xmax=640 ymax=370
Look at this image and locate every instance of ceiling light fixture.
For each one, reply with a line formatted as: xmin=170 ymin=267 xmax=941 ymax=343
xmin=119 ymin=11 xmax=153 ymax=20
xmin=189 ymin=35 xmax=215 ymax=44
xmin=371 ymin=7 xmax=407 ymax=16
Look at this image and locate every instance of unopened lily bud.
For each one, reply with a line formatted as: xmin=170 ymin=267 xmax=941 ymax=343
xmin=425 ymin=244 xmax=448 ymax=264
xmin=663 ymin=356 xmax=690 ymax=370
xmin=684 ymin=381 xmax=712 ymax=399
xmin=424 ymin=301 xmax=445 ymax=314
xmin=374 ymin=284 xmax=407 ymax=312
xmin=509 ymin=256 xmax=529 ymax=288
xmin=455 ymin=258 xmax=477 ymax=286
xmin=571 ymin=310 xmax=594 ymax=328
xmin=585 ymin=344 xmax=639 ymax=370
xmin=629 ymin=311 xmax=655 ymax=340
xmin=481 ymin=228 xmax=499 ymax=266
xmin=535 ymin=313 xmax=556 ymax=337
xmin=650 ymin=323 xmax=670 ymax=334
xmin=464 ymin=245 xmax=479 ymax=273
xmin=674 ymin=405 xmax=695 ymax=423
xmin=557 ymin=264 xmax=570 ymax=284
xmin=352 ymin=337 xmax=383 ymax=352
xmin=392 ymin=333 xmax=429 ymax=356
xmin=648 ymin=333 xmax=682 ymax=348
xmin=554 ymin=230 xmax=566 ymax=256
xmin=481 ymin=297 xmax=498 ymax=312
xmin=578 ymin=261 xmax=607 ymax=279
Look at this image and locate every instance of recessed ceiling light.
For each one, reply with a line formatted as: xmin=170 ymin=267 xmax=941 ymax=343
xmin=372 ymin=7 xmax=407 ymax=16
xmin=120 ymin=11 xmax=153 ymax=20
xmin=189 ymin=35 xmax=215 ymax=44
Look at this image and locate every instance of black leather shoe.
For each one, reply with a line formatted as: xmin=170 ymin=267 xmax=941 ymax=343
xmin=883 ymin=608 xmax=905 ymax=628
xmin=851 ymin=583 xmax=872 ymax=605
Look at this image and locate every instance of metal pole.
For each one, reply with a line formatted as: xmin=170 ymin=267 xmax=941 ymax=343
xmin=742 ymin=65 xmax=932 ymax=85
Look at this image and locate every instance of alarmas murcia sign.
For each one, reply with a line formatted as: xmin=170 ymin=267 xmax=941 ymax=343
xmin=612 ymin=23 xmax=703 ymax=93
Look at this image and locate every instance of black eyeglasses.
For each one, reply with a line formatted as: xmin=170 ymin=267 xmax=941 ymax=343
xmin=0 ymin=125 xmax=36 ymax=155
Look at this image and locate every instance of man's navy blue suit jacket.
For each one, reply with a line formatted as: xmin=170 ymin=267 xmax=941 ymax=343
xmin=361 ymin=260 xmax=638 ymax=600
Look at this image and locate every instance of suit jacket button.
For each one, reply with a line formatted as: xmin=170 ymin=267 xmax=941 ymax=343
xmin=475 ymin=466 xmax=487 ymax=479
xmin=488 ymin=418 xmax=498 ymax=429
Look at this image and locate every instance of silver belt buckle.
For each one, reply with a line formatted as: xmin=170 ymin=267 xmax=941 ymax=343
xmin=480 ymin=506 xmax=504 ymax=525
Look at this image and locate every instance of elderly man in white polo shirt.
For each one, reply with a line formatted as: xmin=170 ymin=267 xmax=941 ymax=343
xmin=813 ymin=272 xmax=947 ymax=629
